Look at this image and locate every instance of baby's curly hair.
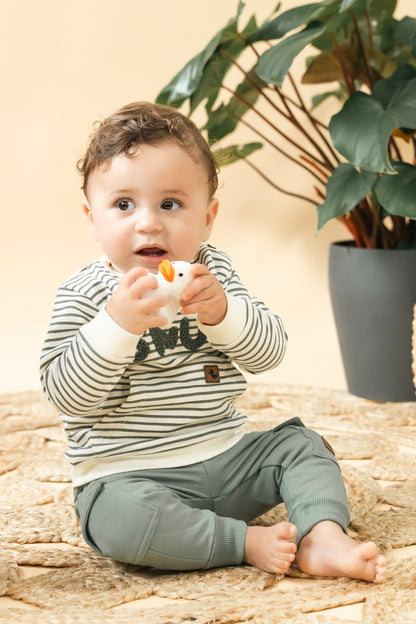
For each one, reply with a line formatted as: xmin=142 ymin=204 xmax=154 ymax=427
xmin=77 ymin=102 xmax=218 ymax=198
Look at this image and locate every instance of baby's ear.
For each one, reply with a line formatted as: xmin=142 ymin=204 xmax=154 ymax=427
xmin=83 ymin=203 xmax=98 ymax=240
xmin=203 ymin=197 xmax=219 ymax=240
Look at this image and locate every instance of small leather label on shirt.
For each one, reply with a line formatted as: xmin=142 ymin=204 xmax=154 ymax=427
xmin=204 ymin=365 xmax=220 ymax=383
xmin=322 ymin=436 xmax=335 ymax=456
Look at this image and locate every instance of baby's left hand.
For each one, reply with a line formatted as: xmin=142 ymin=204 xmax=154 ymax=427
xmin=180 ymin=264 xmax=227 ymax=326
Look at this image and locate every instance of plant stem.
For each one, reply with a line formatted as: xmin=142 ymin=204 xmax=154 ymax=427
xmin=409 ymin=218 xmax=416 ymax=243
xmin=221 ymin=83 xmax=330 ymax=170
xmin=313 ymin=185 xmax=326 ymax=200
xmin=220 ymin=48 xmax=293 ymax=123
xmin=257 ymin=42 xmax=329 ymax=126
xmin=227 ymin=110 xmax=327 ymax=185
xmin=220 ymin=48 xmax=334 ymax=171
xmin=243 ymin=158 xmax=317 ymax=205
xmin=349 ymin=9 xmax=374 ymax=88
xmin=349 ymin=205 xmax=372 ymax=247
xmin=365 ymin=198 xmax=396 ymax=249
xmin=338 ymin=214 xmax=361 ymax=246
xmin=365 ymin=8 xmax=374 ymax=49
xmin=299 ymin=155 xmax=329 ymax=180
xmin=270 ymin=81 xmax=336 ymax=171
xmin=287 ymin=72 xmax=341 ymax=166
xmin=330 ymin=35 xmax=356 ymax=93
xmin=269 ymin=87 xmax=328 ymax=129
xmin=249 ymin=43 xmax=338 ymax=169
xmin=369 ymin=201 xmax=383 ymax=248
xmin=390 ymin=136 xmax=403 ymax=162
xmin=391 ymin=214 xmax=409 ymax=245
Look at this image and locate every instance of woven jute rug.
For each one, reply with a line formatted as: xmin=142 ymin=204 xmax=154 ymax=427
xmin=1 ymin=385 xmax=416 ymax=623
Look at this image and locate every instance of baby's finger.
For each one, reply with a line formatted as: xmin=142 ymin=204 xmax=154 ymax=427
xmin=140 ymin=294 xmax=168 ymax=312
xmin=181 ymin=273 xmax=213 ymax=302
xmin=146 ymin=313 xmax=169 ymax=328
xmin=122 ymin=267 xmax=149 ymax=288
xmin=190 ymin=263 xmax=210 ymax=277
xmin=129 ymin=273 xmax=159 ymax=297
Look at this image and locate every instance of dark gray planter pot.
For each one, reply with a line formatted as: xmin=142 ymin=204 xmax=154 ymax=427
xmin=329 ymin=241 xmax=416 ymax=402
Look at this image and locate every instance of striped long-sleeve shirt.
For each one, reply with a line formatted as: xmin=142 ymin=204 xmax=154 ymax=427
xmin=40 ymin=244 xmax=287 ymax=486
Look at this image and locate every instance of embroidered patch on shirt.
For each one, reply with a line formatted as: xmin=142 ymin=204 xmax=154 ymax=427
xmin=204 ymin=365 xmax=220 ymax=383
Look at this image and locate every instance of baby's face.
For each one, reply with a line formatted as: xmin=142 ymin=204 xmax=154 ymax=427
xmin=83 ymin=142 xmax=218 ymax=274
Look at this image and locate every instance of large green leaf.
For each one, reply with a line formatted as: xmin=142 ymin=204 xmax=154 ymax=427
xmin=303 ymin=42 xmax=400 ymax=86
xmin=318 ymin=1 xmax=359 ymax=35
xmin=240 ymin=12 xmax=260 ymax=41
xmin=365 ymin=48 xmax=399 ymax=80
xmin=246 ymin=3 xmax=322 ymax=43
xmin=329 ymin=72 xmax=416 ymax=172
xmin=316 ymin=0 xmax=396 ymax=50
xmin=302 ymin=47 xmax=351 ymax=84
xmin=203 ymin=104 xmax=235 ymax=143
xmin=188 ymin=55 xmax=227 ymax=114
xmin=255 ymin=21 xmax=327 ymax=86
xmin=329 ymin=93 xmax=392 ymax=172
xmin=156 ymin=32 xmax=224 ymax=108
xmin=371 ymin=63 xmax=416 ymax=106
xmin=156 ymin=2 xmax=245 ymax=107
xmin=339 ymin=0 xmax=396 ymax=14
xmin=374 ymin=162 xmax=416 ymax=218
xmin=367 ymin=0 xmax=397 ymax=17
xmin=189 ymin=14 xmax=259 ymax=114
xmin=394 ymin=17 xmax=416 ymax=57
xmin=343 ymin=0 xmax=396 ymax=18
xmin=218 ymin=0 xmax=246 ymax=43
xmin=213 ymin=142 xmax=263 ymax=166
xmin=339 ymin=0 xmax=359 ymax=11
xmin=189 ymin=36 xmax=246 ymax=114
xmin=204 ymin=71 xmax=267 ymax=142
xmin=317 ymin=164 xmax=377 ymax=232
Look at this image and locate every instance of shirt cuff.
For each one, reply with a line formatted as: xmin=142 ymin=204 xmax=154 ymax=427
xmin=80 ymin=307 xmax=141 ymax=360
xmin=197 ymin=295 xmax=247 ymax=346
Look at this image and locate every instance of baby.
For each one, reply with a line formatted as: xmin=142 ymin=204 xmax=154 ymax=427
xmin=40 ymin=101 xmax=386 ymax=582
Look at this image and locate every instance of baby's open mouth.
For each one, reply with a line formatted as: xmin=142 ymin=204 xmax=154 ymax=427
xmin=136 ymin=247 xmax=166 ymax=257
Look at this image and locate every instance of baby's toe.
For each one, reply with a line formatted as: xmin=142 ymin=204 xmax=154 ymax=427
xmin=275 ymin=521 xmax=297 ymax=541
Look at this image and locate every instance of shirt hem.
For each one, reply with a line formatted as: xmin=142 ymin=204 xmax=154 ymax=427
xmin=70 ymin=431 xmax=245 ymax=487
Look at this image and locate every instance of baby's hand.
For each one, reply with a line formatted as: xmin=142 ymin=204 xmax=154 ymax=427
xmin=106 ymin=268 xmax=168 ymax=334
xmin=180 ymin=264 xmax=227 ymax=326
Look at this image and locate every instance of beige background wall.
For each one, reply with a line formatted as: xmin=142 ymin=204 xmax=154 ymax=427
xmin=0 ymin=0 xmax=413 ymax=394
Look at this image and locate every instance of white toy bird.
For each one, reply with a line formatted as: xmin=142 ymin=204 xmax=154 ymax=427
xmin=144 ymin=259 xmax=194 ymax=327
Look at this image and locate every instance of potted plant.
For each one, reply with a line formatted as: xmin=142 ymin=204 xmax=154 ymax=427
xmin=156 ymin=0 xmax=416 ymax=401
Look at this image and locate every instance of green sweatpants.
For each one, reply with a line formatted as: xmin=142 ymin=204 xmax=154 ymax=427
xmin=73 ymin=418 xmax=350 ymax=570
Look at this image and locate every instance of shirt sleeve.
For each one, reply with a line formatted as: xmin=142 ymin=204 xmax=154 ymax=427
xmin=40 ymin=287 xmax=140 ymax=418
xmin=197 ymin=253 xmax=288 ymax=374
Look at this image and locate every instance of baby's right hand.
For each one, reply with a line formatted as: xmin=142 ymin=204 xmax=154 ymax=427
xmin=105 ymin=267 xmax=168 ymax=335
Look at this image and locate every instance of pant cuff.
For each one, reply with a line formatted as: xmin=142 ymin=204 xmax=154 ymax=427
xmin=290 ymin=497 xmax=350 ymax=544
xmin=206 ymin=516 xmax=247 ymax=569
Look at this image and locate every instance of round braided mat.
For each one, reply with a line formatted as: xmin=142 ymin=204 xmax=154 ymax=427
xmin=1 ymin=385 xmax=416 ymax=623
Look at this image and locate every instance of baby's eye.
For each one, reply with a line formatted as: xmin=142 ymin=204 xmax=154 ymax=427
xmin=117 ymin=199 xmax=135 ymax=211
xmin=161 ymin=199 xmax=181 ymax=211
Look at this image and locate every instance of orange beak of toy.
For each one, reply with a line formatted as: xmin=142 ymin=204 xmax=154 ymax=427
xmin=159 ymin=259 xmax=175 ymax=282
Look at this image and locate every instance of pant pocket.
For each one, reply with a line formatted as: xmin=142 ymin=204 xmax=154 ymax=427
xmin=74 ymin=480 xmax=105 ymax=551
xmin=85 ymin=482 xmax=161 ymax=565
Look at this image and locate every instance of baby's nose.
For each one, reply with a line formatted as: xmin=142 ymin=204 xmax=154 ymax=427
xmin=135 ymin=207 xmax=162 ymax=232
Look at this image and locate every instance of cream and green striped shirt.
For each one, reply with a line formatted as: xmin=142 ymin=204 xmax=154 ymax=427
xmin=40 ymin=244 xmax=287 ymax=486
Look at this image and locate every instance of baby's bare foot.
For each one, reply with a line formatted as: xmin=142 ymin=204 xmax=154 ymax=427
xmin=296 ymin=521 xmax=387 ymax=584
xmin=244 ymin=521 xmax=297 ymax=574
